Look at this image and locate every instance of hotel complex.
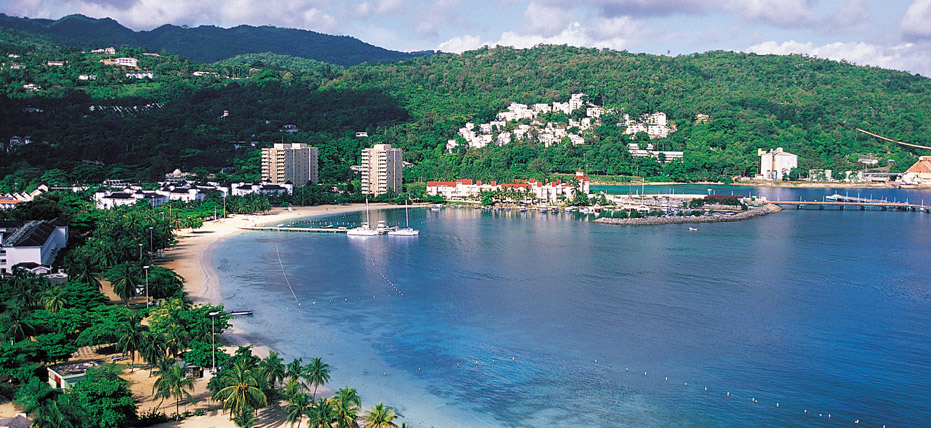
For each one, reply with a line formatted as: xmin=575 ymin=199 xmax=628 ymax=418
xmin=427 ymin=170 xmax=591 ymax=204
xmin=261 ymin=143 xmax=319 ymax=187
xmin=360 ymin=144 xmax=404 ymax=196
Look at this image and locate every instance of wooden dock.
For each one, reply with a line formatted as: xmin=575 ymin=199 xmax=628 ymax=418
xmin=242 ymin=226 xmax=349 ymax=233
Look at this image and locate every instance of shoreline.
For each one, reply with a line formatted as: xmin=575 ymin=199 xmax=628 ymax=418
xmin=159 ymin=203 xmax=394 ymax=349
xmin=590 ymin=180 xmax=931 ymax=190
xmin=593 ymin=204 xmax=781 ymax=226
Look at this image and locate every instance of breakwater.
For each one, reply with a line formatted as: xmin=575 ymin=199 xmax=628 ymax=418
xmin=594 ymin=204 xmax=781 ymax=226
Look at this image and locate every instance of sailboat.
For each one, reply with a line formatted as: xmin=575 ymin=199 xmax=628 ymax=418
xmin=347 ymin=197 xmax=379 ymax=236
xmin=388 ymin=199 xmax=419 ymax=236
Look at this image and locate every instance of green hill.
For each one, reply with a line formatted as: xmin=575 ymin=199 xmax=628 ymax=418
xmin=1 ymin=36 xmax=929 ymax=191
xmin=0 ymin=13 xmax=434 ymax=66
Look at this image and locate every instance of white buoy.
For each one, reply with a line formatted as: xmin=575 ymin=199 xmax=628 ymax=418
xmin=684 ymin=382 xmax=687 ymax=387
xmin=776 ymin=403 xmax=779 ymax=408
xmin=704 ymin=387 xmax=707 ymax=391
xmin=665 ymin=377 xmax=668 ymax=382
xmin=727 ymin=392 xmax=730 ymax=397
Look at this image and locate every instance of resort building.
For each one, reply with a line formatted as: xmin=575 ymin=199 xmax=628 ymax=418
xmin=360 ymin=144 xmax=403 ymax=196
xmin=0 ymin=219 xmax=68 ymax=274
xmin=261 ymin=143 xmax=319 ymax=187
xmin=427 ymin=170 xmax=591 ymax=204
xmin=900 ymin=156 xmax=931 ymax=185
xmin=758 ymin=148 xmax=798 ymax=180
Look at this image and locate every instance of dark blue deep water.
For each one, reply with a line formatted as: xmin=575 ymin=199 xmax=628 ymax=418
xmin=213 ymin=186 xmax=931 ymax=428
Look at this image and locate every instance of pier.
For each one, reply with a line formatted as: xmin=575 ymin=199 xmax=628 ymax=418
xmin=766 ymin=199 xmax=929 ymax=211
xmin=242 ymin=226 xmax=349 ymax=233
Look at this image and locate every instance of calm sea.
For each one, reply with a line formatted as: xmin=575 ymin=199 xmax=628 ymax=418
xmin=212 ymin=185 xmax=931 ymax=428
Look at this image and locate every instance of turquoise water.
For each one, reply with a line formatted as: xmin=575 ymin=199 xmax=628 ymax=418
xmin=212 ymin=186 xmax=931 ymax=427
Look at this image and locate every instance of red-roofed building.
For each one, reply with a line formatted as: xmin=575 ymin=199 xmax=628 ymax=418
xmin=901 ymin=156 xmax=931 ymax=185
xmin=427 ymin=171 xmax=591 ymax=203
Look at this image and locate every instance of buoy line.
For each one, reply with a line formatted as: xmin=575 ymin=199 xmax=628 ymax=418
xmin=275 ymin=242 xmax=302 ymax=305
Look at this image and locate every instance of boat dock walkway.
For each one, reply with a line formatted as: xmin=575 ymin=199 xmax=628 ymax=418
xmin=242 ymin=226 xmax=349 ymax=233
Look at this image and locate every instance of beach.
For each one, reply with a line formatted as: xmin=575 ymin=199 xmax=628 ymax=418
xmin=141 ymin=203 xmax=388 ymax=427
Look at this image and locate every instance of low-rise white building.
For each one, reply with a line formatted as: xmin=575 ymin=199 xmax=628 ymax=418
xmin=758 ymin=148 xmax=798 ymax=180
xmin=0 ymin=219 xmax=68 ymax=274
xmin=427 ymin=171 xmax=592 ymax=204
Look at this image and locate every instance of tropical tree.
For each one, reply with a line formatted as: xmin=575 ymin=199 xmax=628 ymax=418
xmin=116 ymin=314 xmax=148 ymax=372
xmin=139 ymin=331 xmax=168 ymax=374
xmin=286 ymin=392 xmax=311 ymax=428
xmin=330 ymin=387 xmax=361 ymax=428
xmin=212 ymin=359 xmax=268 ymax=418
xmin=39 ymin=287 xmax=67 ymax=313
xmin=152 ymin=358 xmax=196 ymax=418
xmin=362 ymin=403 xmax=398 ymax=428
xmin=306 ymin=398 xmax=337 ymax=428
xmin=66 ymin=249 xmax=102 ymax=290
xmin=105 ymin=263 xmax=140 ymax=305
xmin=304 ymin=357 xmax=330 ymax=400
xmin=259 ymin=350 xmax=286 ymax=390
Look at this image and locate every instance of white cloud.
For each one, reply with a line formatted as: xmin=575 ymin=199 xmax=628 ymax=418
xmin=730 ymin=0 xmax=812 ymax=27
xmin=438 ymin=34 xmax=486 ymax=53
xmin=523 ymin=2 xmax=575 ymax=37
xmin=748 ymin=39 xmax=931 ymax=76
xmin=901 ymin=0 xmax=931 ymax=39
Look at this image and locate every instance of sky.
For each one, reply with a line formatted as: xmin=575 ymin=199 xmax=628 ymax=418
xmin=2 ymin=0 xmax=931 ymax=76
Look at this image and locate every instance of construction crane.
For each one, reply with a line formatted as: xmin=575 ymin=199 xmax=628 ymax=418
xmin=856 ymin=128 xmax=931 ymax=150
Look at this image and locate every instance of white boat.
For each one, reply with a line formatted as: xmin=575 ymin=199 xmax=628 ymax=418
xmin=348 ymin=198 xmax=379 ymax=236
xmin=388 ymin=200 xmax=419 ymax=236
xmin=431 ymin=204 xmax=442 ymax=211
xmin=539 ymin=205 xmax=548 ymax=213
xmin=347 ymin=222 xmax=379 ymax=236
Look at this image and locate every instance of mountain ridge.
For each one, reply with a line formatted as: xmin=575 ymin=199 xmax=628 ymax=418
xmin=0 ymin=13 xmax=435 ymax=66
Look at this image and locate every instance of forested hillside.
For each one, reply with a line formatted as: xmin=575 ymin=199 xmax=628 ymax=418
xmin=0 ymin=14 xmax=433 ymax=65
xmin=2 ymin=30 xmax=930 ymax=192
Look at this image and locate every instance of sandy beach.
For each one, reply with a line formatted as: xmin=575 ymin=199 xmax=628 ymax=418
xmin=145 ymin=203 xmax=389 ymax=427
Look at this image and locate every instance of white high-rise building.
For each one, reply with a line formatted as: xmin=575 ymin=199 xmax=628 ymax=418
xmin=759 ymin=147 xmax=798 ymax=180
xmin=360 ymin=144 xmax=403 ymax=196
xmin=261 ymin=143 xmax=319 ymax=187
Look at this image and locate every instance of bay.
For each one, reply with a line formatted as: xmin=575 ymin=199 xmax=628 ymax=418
xmin=212 ymin=185 xmax=931 ymax=427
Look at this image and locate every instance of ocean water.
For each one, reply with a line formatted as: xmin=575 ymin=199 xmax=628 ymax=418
xmin=212 ymin=186 xmax=931 ymax=428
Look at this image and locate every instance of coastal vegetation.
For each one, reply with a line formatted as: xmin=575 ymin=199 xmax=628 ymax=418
xmin=0 ymin=191 xmax=412 ymax=426
xmin=2 ymin=23 xmax=930 ymax=195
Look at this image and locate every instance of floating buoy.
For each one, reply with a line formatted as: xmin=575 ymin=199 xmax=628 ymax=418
xmin=665 ymin=377 xmax=668 ymax=382
xmin=727 ymin=392 xmax=730 ymax=397
xmin=684 ymin=382 xmax=687 ymax=387
xmin=704 ymin=387 xmax=707 ymax=392
xmin=776 ymin=403 xmax=779 ymax=408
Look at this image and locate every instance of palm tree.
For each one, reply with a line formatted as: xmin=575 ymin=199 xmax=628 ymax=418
xmin=116 ymin=314 xmax=148 ymax=372
xmin=286 ymin=357 xmax=304 ymax=389
xmin=306 ymin=398 xmax=337 ymax=428
xmin=259 ymin=350 xmax=286 ymax=390
xmin=139 ymin=331 xmax=167 ymax=374
xmin=362 ymin=403 xmax=398 ymax=428
xmin=212 ymin=359 xmax=268 ymax=418
xmin=107 ymin=263 xmax=139 ymax=305
xmin=152 ymin=359 xmax=196 ymax=418
xmin=286 ymin=392 xmax=311 ymax=428
xmin=66 ymin=250 xmax=102 ymax=290
xmin=303 ymin=357 xmax=330 ymax=400
xmin=331 ymin=387 xmax=361 ymax=428
xmin=284 ymin=377 xmax=303 ymax=400
xmin=39 ymin=287 xmax=67 ymax=313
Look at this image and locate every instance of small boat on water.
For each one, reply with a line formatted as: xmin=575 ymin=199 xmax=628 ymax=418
xmin=539 ymin=205 xmax=548 ymax=213
xmin=348 ymin=198 xmax=379 ymax=236
xmin=388 ymin=200 xmax=419 ymax=236
xmin=689 ymin=227 xmax=698 ymax=231
xmin=431 ymin=204 xmax=442 ymax=211
xmin=519 ymin=206 xmax=528 ymax=212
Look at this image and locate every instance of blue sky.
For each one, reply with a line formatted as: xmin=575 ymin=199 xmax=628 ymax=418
xmin=3 ymin=0 xmax=931 ymax=76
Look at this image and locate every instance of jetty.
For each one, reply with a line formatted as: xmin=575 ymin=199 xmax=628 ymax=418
xmin=766 ymin=195 xmax=929 ymax=211
xmin=242 ymin=226 xmax=349 ymax=233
